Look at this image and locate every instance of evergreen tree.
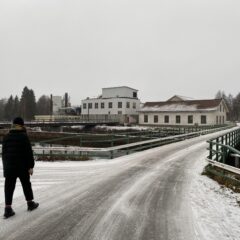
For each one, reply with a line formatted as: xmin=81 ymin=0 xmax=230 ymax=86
xmin=0 ymin=98 xmax=6 ymax=120
xmin=233 ymin=93 xmax=240 ymax=121
xmin=36 ymin=95 xmax=51 ymax=115
xmin=13 ymin=96 xmax=20 ymax=117
xmin=20 ymin=87 xmax=37 ymax=120
xmin=4 ymin=95 xmax=14 ymax=121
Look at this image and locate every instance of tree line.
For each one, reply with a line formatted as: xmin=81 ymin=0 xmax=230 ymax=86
xmin=0 ymin=87 xmax=51 ymax=121
xmin=215 ymin=90 xmax=240 ymax=121
xmin=0 ymin=87 xmax=239 ymax=122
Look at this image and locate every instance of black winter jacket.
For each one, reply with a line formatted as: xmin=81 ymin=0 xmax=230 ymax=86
xmin=2 ymin=129 xmax=34 ymax=177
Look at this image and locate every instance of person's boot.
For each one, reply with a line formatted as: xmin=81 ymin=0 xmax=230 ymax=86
xmin=3 ymin=207 xmax=15 ymax=219
xmin=27 ymin=201 xmax=39 ymax=211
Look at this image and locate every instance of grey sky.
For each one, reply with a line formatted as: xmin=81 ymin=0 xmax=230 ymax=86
xmin=0 ymin=0 xmax=239 ymax=105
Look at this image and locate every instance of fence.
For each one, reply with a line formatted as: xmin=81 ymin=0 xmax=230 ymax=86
xmin=33 ymin=125 xmax=233 ymax=160
xmin=206 ymin=128 xmax=240 ymax=174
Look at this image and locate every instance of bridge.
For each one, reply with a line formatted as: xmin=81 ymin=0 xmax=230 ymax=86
xmin=0 ymin=115 xmax=120 ymax=128
xmin=0 ymin=123 xmax=238 ymax=239
xmin=16 ymin=125 xmax=233 ymax=160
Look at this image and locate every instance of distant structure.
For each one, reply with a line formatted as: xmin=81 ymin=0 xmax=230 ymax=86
xmin=139 ymin=95 xmax=229 ymax=126
xmin=81 ymin=86 xmax=140 ymax=124
xmin=52 ymin=93 xmax=71 ymax=115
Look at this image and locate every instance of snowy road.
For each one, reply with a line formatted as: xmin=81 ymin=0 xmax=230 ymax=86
xmin=0 ymin=128 xmax=240 ymax=240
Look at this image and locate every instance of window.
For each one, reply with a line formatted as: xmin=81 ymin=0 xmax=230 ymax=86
xmin=176 ymin=115 xmax=181 ymax=124
xmin=133 ymin=92 xmax=137 ymax=98
xmin=101 ymin=102 xmax=105 ymax=109
xmin=133 ymin=102 xmax=136 ymax=109
xmin=220 ymin=105 xmax=222 ymax=112
xmin=88 ymin=103 xmax=92 ymax=109
xmin=188 ymin=115 xmax=193 ymax=124
xmin=154 ymin=115 xmax=158 ymax=123
xmin=118 ymin=102 xmax=122 ymax=108
xmin=118 ymin=111 xmax=122 ymax=115
xmin=144 ymin=115 xmax=148 ymax=123
xmin=95 ymin=103 xmax=98 ymax=109
xmin=108 ymin=102 xmax=113 ymax=108
xmin=83 ymin=103 xmax=87 ymax=109
xmin=126 ymin=102 xmax=130 ymax=108
xmin=164 ymin=115 xmax=169 ymax=123
xmin=216 ymin=116 xmax=218 ymax=124
xmin=201 ymin=115 xmax=207 ymax=124
xmin=223 ymin=116 xmax=225 ymax=123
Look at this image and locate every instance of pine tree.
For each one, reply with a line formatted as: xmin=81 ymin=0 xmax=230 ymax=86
xmin=13 ymin=96 xmax=20 ymax=118
xmin=233 ymin=93 xmax=240 ymax=121
xmin=0 ymin=98 xmax=7 ymax=120
xmin=4 ymin=95 xmax=14 ymax=120
xmin=20 ymin=86 xmax=37 ymax=120
xmin=37 ymin=95 xmax=51 ymax=115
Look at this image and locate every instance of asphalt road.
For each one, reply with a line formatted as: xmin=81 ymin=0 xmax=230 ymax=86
xmin=0 ymin=129 xmax=235 ymax=240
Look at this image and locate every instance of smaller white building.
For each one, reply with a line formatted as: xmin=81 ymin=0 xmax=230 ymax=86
xmin=139 ymin=95 xmax=229 ymax=126
xmin=81 ymin=86 xmax=140 ymax=124
xmin=52 ymin=96 xmax=62 ymax=115
xmin=52 ymin=93 xmax=71 ymax=115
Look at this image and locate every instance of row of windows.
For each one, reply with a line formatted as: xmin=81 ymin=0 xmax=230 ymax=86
xmin=144 ymin=115 xmax=208 ymax=124
xmin=83 ymin=102 xmax=137 ymax=110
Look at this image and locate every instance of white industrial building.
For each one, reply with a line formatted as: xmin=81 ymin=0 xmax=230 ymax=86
xmin=52 ymin=93 xmax=71 ymax=115
xmin=139 ymin=95 xmax=229 ymax=126
xmin=52 ymin=96 xmax=62 ymax=115
xmin=81 ymin=86 xmax=140 ymax=124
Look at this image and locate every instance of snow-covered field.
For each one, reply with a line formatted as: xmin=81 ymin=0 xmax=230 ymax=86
xmin=0 ymin=127 xmax=240 ymax=240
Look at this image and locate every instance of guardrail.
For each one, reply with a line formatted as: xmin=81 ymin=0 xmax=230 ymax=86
xmin=33 ymin=125 xmax=233 ymax=149
xmin=207 ymin=128 xmax=240 ymax=163
xmin=33 ymin=124 xmax=233 ymax=160
xmin=206 ymin=128 xmax=240 ymax=175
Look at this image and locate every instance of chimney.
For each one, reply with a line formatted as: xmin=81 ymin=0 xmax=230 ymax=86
xmin=50 ymin=94 xmax=53 ymax=115
xmin=65 ymin=93 xmax=68 ymax=107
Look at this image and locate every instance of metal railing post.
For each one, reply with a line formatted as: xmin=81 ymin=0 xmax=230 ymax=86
xmin=209 ymin=141 xmax=213 ymax=160
xmin=216 ymin=138 xmax=219 ymax=162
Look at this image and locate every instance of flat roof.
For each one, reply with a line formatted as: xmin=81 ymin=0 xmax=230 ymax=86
xmin=102 ymin=86 xmax=138 ymax=91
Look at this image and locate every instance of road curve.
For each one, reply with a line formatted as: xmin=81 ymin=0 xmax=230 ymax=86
xmin=0 ymin=128 xmax=236 ymax=240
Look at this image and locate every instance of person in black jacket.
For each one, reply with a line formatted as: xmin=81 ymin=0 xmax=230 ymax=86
xmin=2 ymin=117 xmax=39 ymax=219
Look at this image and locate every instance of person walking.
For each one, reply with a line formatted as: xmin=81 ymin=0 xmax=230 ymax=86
xmin=2 ymin=117 xmax=39 ymax=219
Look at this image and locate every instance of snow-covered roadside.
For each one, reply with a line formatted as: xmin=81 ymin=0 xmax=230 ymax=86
xmin=190 ymin=154 xmax=240 ymax=240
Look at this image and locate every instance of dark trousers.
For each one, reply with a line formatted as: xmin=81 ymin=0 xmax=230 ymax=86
xmin=4 ymin=172 xmax=34 ymax=205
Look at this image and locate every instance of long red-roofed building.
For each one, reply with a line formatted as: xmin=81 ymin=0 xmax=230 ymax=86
xmin=139 ymin=95 xmax=229 ymax=126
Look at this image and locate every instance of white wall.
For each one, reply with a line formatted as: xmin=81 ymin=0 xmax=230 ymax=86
xmin=81 ymin=98 xmax=140 ymax=115
xmin=139 ymin=100 xmax=228 ymax=126
xmin=139 ymin=111 xmax=227 ymax=126
xmin=52 ymin=96 xmax=62 ymax=114
xmin=102 ymin=87 xmax=138 ymax=99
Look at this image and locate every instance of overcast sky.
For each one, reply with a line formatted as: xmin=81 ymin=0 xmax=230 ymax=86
xmin=0 ymin=0 xmax=239 ymax=105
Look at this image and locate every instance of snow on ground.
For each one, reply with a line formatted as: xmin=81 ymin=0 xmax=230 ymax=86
xmin=189 ymin=156 xmax=240 ymax=240
xmin=1 ymin=155 xmax=240 ymax=240
xmin=0 ymin=127 xmax=240 ymax=239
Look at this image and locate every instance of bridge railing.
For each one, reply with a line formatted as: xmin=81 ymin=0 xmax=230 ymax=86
xmin=206 ymin=128 xmax=240 ymax=174
xmin=30 ymin=125 xmax=234 ymax=160
xmin=34 ymin=114 xmax=121 ymax=123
